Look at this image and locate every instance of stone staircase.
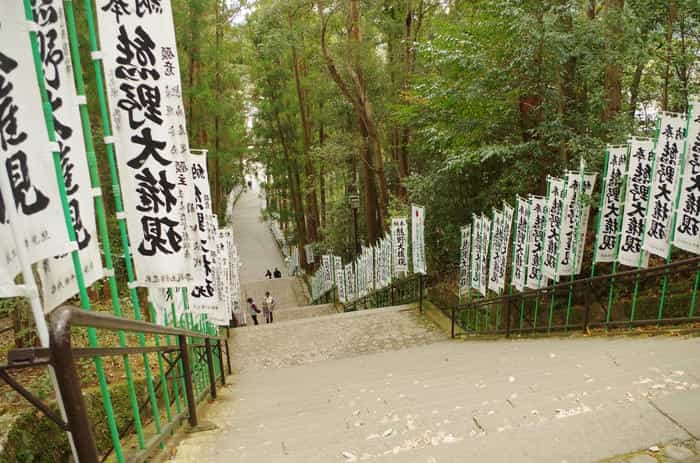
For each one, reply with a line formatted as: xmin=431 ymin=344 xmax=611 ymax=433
xmin=167 ymin=302 xmax=700 ymax=463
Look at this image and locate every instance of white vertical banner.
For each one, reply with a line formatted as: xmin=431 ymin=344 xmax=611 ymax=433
xmin=643 ymin=112 xmax=688 ymax=258
xmin=96 ymin=0 xmax=199 ymax=287
xmin=618 ymin=138 xmax=655 ymax=268
xmin=392 ymin=217 xmax=408 ymax=274
xmin=497 ymin=203 xmax=514 ymax=292
xmin=673 ymin=100 xmax=700 ymax=255
xmin=470 ymin=215 xmax=482 ymax=291
xmin=230 ymin=243 xmax=243 ymax=324
xmin=383 ymin=236 xmax=391 ymax=287
xmin=188 ymin=159 xmax=223 ymax=324
xmin=487 ymin=210 xmax=503 ymax=293
xmin=305 ymin=244 xmax=314 ymax=264
xmin=346 ymin=262 xmax=356 ymax=301
xmin=559 ymin=170 xmax=597 ymax=275
xmin=334 ymin=255 xmax=345 ymax=302
xmin=366 ymin=247 xmax=374 ymax=293
xmin=594 ymin=147 xmax=629 ymax=263
xmin=149 ymin=288 xmax=185 ymax=326
xmin=217 ymin=229 xmax=233 ymax=324
xmin=411 ymin=205 xmax=426 ymax=274
xmin=526 ymin=196 xmax=548 ymax=290
xmin=322 ymin=254 xmax=331 ymax=291
xmin=512 ymin=197 xmax=530 ymax=292
xmin=459 ymin=224 xmax=471 ymax=297
xmin=542 ymin=177 xmax=566 ymax=281
xmin=31 ymin=0 xmax=104 ymax=309
xmin=479 ymin=214 xmax=491 ymax=297
xmin=0 ymin=3 xmax=72 ymax=297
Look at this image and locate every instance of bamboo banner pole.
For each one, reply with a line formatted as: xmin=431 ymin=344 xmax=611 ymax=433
xmin=605 ymin=145 xmax=631 ymax=324
xmin=22 ymin=1 xmax=127 ymax=459
xmin=61 ymin=0 xmax=158 ymax=450
xmin=78 ymin=0 xmax=170 ymax=445
xmin=658 ymin=105 xmax=693 ymax=322
xmin=534 ymin=180 xmax=552 ymax=333
xmin=630 ymin=118 xmax=662 ymax=322
xmin=519 ymin=198 xmax=532 ymax=331
xmin=590 ymin=149 xmax=611 ymax=280
xmin=565 ymin=161 xmax=587 ymax=330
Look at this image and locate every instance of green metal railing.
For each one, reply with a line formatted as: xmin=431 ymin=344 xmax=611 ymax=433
xmin=342 ymin=274 xmax=425 ymax=312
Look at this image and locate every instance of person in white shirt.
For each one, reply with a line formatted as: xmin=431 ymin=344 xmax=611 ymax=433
xmin=262 ymin=291 xmax=275 ymax=323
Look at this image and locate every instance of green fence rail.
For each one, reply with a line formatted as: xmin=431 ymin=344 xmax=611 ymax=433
xmin=342 ymin=275 xmax=425 ymax=312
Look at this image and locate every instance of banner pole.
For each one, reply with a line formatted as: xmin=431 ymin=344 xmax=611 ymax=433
xmin=630 ymin=118 xmax=662 ymax=323
xmin=61 ymin=0 xmax=160 ymax=450
xmin=519 ymin=198 xmax=532 ymax=330
xmin=22 ymin=1 xmax=132 ymax=460
xmin=605 ymin=145 xmax=630 ymax=324
xmin=534 ymin=180 xmax=552 ymax=333
xmin=658 ymin=106 xmax=692 ymax=322
xmin=565 ymin=162 xmax=586 ymax=331
xmin=547 ymin=178 xmax=566 ymax=333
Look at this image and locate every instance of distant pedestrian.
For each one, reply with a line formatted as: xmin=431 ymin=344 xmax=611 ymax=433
xmin=262 ymin=291 xmax=275 ymax=323
xmin=246 ymin=297 xmax=260 ymax=325
xmin=265 ymin=269 xmax=272 ymax=279
xmin=273 ymin=267 xmax=282 ymax=278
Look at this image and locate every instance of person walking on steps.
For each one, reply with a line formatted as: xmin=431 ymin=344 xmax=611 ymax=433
xmin=273 ymin=267 xmax=282 ymax=278
xmin=263 ymin=291 xmax=275 ymax=323
xmin=265 ymin=269 xmax=272 ymax=279
xmin=247 ymin=297 xmax=261 ymax=325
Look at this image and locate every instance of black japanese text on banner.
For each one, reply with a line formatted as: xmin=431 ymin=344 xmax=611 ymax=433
xmin=0 ymin=4 xmax=72 ymax=298
xmin=673 ymin=100 xmax=700 ymax=255
xmin=487 ymin=210 xmax=503 ymax=293
xmin=33 ymin=0 xmax=104 ymax=309
xmin=512 ymin=197 xmax=529 ymax=292
xmin=595 ymin=147 xmax=628 ymax=263
xmin=618 ymin=138 xmax=654 ymax=268
xmin=459 ymin=224 xmax=471 ymax=296
xmin=526 ymin=196 xmax=548 ymax=290
xmin=470 ymin=215 xmax=482 ymax=292
xmin=542 ymin=177 xmax=565 ymax=281
xmin=392 ymin=217 xmax=408 ymax=274
xmin=479 ymin=214 xmax=491 ymax=297
xmin=559 ymin=171 xmax=597 ymax=275
xmin=335 ymin=255 xmax=345 ymax=302
xmin=411 ymin=205 xmax=426 ymax=274
xmin=643 ymin=112 xmax=687 ymax=258
xmin=345 ymin=263 xmax=355 ymax=302
xmin=96 ymin=0 xmax=199 ymax=287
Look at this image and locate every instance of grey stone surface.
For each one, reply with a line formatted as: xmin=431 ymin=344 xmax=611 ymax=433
xmin=628 ymin=456 xmax=658 ymax=463
xmin=665 ymin=445 xmax=695 ymax=461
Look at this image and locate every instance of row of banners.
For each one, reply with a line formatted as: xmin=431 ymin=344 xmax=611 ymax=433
xmin=459 ymin=107 xmax=700 ymax=298
xmin=311 ymin=206 xmax=426 ymax=302
xmin=0 ymin=1 xmax=241 ymax=326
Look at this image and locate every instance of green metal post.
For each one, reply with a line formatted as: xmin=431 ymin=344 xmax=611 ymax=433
xmin=149 ymin=303 xmax=173 ymax=424
xmin=630 ymin=119 xmax=662 ymax=322
xmin=565 ymin=162 xmax=587 ymax=330
xmin=535 ymin=181 xmax=552 ymax=333
xmin=22 ymin=2 xmax=125 ymax=460
xmin=79 ymin=0 xmax=165 ymax=441
xmin=61 ymin=0 xmax=150 ymax=449
xmin=658 ymin=108 xmax=692 ymax=322
xmin=547 ymin=178 xmax=567 ymax=333
xmin=519 ymin=198 xmax=532 ymax=331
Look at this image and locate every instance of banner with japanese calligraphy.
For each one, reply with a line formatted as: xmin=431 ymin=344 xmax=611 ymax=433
xmin=470 ymin=215 xmax=482 ymax=292
xmin=305 ymin=244 xmax=314 ymax=264
xmin=512 ymin=197 xmax=529 ymax=292
xmin=33 ymin=0 xmax=104 ymax=309
xmin=96 ymin=0 xmax=200 ymax=287
xmin=322 ymin=254 xmax=332 ymax=291
xmin=542 ymin=177 xmax=566 ymax=281
xmin=459 ymin=224 xmax=471 ymax=296
xmin=334 ymin=255 xmax=345 ymax=302
xmin=217 ymin=229 xmax=233 ymax=324
xmin=559 ymin=171 xmax=597 ymax=275
xmin=594 ymin=147 xmax=629 ymax=263
xmin=149 ymin=287 xmax=185 ymax=326
xmin=392 ymin=218 xmax=408 ymax=274
xmin=643 ymin=112 xmax=688 ymax=258
xmin=365 ymin=247 xmax=374 ymax=293
xmin=411 ymin=205 xmax=426 ymax=274
xmin=230 ymin=243 xmax=243 ymax=324
xmin=498 ymin=203 xmax=514 ymax=291
xmin=479 ymin=214 xmax=491 ymax=297
xmin=0 ymin=3 xmax=72 ymax=297
xmin=187 ymin=161 xmax=223 ymax=324
xmin=673 ymin=100 xmax=700 ymax=255
xmin=382 ymin=236 xmax=392 ymax=288
xmin=618 ymin=138 xmax=654 ymax=268
xmin=345 ymin=263 xmax=355 ymax=301
xmin=487 ymin=210 xmax=503 ymax=293
xmin=526 ymin=196 xmax=548 ymax=290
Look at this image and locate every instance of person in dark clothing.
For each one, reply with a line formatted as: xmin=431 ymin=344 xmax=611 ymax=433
xmin=265 ymin=269 xmax=272 ymax=279
xmin=246 ymin=297 xmax=260 ymax=325
xmin=273 ymin=267 xmax=282 ymax=278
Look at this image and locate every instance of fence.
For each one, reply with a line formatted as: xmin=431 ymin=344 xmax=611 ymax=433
xmin=449 ymin=256 xmax=700 ymax=338
xmin=0 ymin=306 xmax=230 ymax=463
xmin=342 ymin=274 xmax=425 ymax=312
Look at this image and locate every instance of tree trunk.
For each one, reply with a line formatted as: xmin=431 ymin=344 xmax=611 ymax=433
xmin=629 ymin=61 xmax=645 ymax=118
xmin=602 ymin=0 xmax=624 ymax=122
xmin=662 ymin=1 xmax=677 ymax=111
xmin=319 ymin=121 xmax=326 ymax=228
